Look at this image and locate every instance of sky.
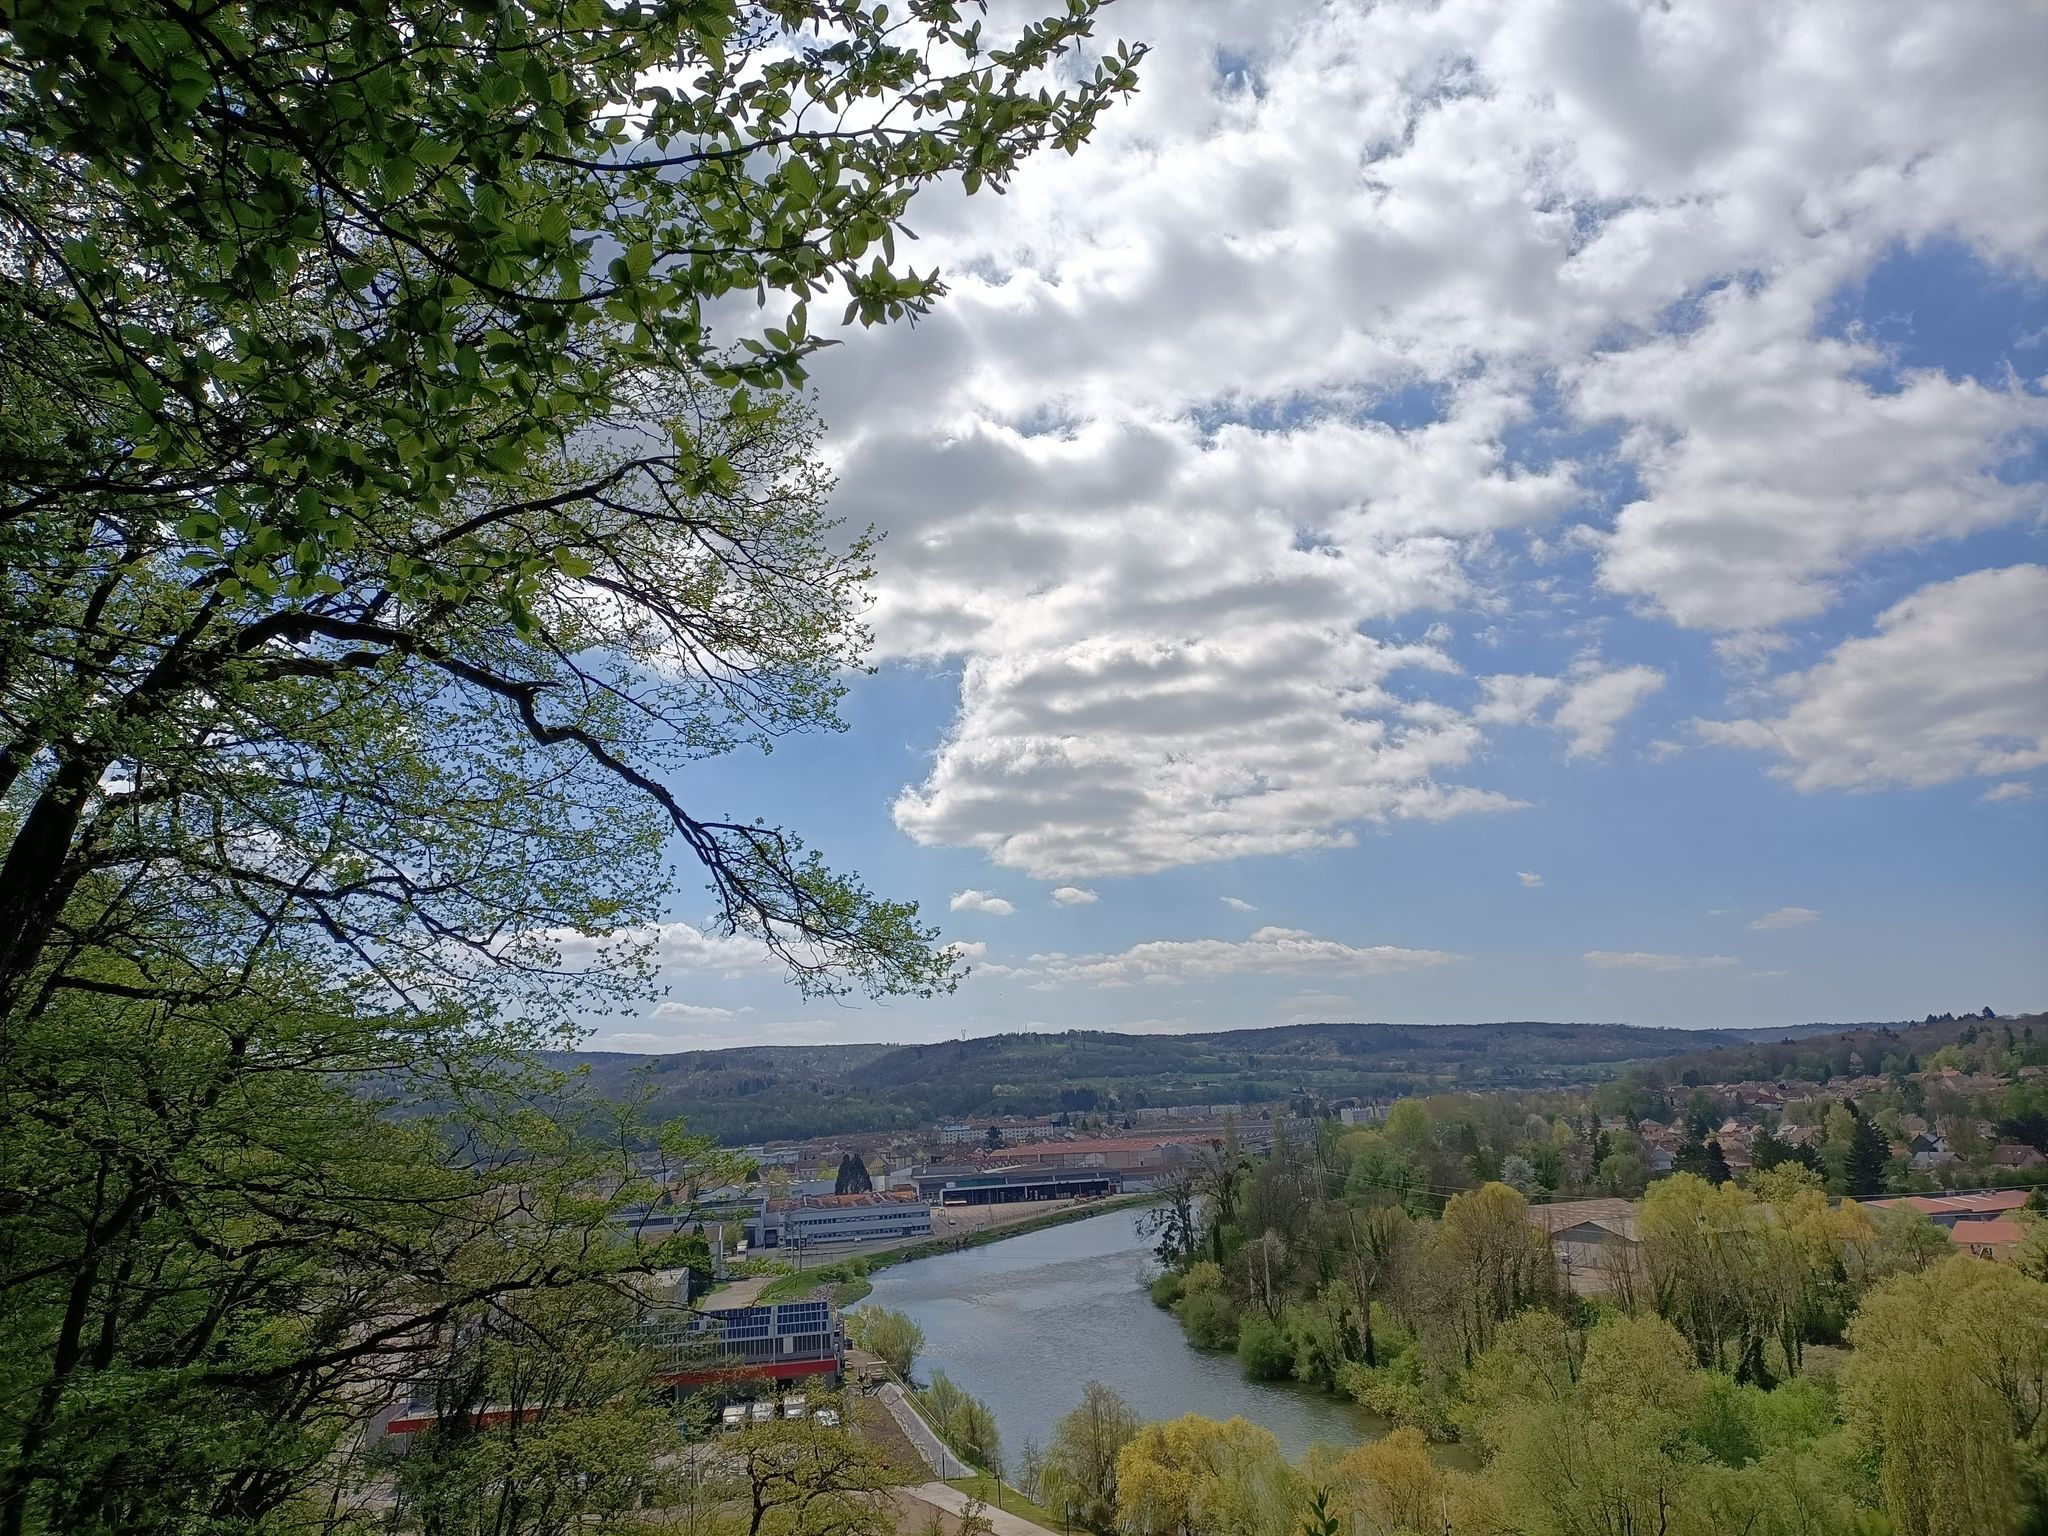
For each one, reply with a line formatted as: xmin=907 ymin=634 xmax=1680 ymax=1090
xmin=590 ymin=0 xmax=2048 ymax=1052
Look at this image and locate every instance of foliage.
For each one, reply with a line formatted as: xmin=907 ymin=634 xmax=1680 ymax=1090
xmin=0 ymin=973 xmax=740 ymax=1536
xmin=720 ymin=1410 xmax=900 ymax=1536
xmin=0 ymin=0 xmax=1154 ymax=1028
xmin=1235 ymin=1315 xmax=1295 ymax=1382
xmin=540 ymin=1019 xmax=1865 ymax=1142
xmin=1114 ymin=1415 xmax=1295 ymax=1536
xmin=391 ymin=1284 xmax=677 ymax=1536
xmin=1844 ymin=1255 xmax=2048 ymax=1536
xmin=1040 ymin=1381 xmax=1140 ymax=1531
xmin=0 ymin=5 xmax=1144 ymax=1527
xmin=845 ymin=1306 xmax=923 ymax=1381
xmin=919 ymin=1372 xmax=1001 ymax=1473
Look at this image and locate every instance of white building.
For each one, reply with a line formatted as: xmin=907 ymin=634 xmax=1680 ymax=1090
xmin=749 ymin=1193 xmax=933 ymax=1249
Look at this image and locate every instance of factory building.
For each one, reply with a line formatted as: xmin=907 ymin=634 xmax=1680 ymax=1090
xmin=910 ymin=1167 xmax=1124 ymax=1205
xmin=746 ymin=1191 xmax=933 ymax=1249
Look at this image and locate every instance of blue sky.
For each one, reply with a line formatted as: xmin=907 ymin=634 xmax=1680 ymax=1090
xmin=590 ymin=0 xmax=2048 ymax=1050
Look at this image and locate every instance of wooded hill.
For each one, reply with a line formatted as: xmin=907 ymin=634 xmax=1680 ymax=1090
xmin=555 ymin=1018 xmax=1846 ymax=1144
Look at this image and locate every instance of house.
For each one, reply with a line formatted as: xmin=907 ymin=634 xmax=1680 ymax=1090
xmin=1993 ymin=1144 xmax=2046 ymax=1171
xmin=1910 ymin=1134 xmax=1956 ymax=1171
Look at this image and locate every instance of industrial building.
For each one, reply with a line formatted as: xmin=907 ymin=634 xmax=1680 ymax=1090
xmin=910 ymin=1167 xmax=1124 ymax=1205
xmin=368 ymin=1300 xmax=845 ymax=1440
xmin=746 ymin=1191 xmax=933 ymax=1248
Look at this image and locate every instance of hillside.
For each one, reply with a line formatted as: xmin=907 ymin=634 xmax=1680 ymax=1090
xmin=553 ymin=1018 xmax=1846 ymax=1143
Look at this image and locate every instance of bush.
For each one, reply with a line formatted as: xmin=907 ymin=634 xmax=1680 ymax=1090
xmin=1175 ymin=1288 xmax=1240 ymax=1350
xmin=1180 ymin=1260 xmax=1226 ymax=1296
xmin=1149 ymin=1271 xmax=1185 ymax=1308
xmin=1338 ymin=1349 xmax=1457 ymax=1440
xmin=1237 ymin=1313 xmax=1294 ymax=1380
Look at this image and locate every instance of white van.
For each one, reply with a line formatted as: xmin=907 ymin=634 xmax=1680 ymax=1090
xmin=782 ymin=1395 xmax=807 ymax=1419
xmin=721 ymin=1405 xmax=744 ymax=1434
xmin=749 ymin=1401 xmax=775 ymax=1424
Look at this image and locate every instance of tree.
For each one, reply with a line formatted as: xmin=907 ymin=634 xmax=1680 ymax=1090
xmin=1844 ymin=1110 xmax=1890 ymax=1200
xmin=0 ymin=9 xmax=1143 ymax=1529
xmin=1844 ymin=1256 xmax=2048 ymax=1536
xmin=1041 ymin=1381 xmax=1139 ymax=1531
xmin=1329 ymin=1427 xmax=1450 ymax=1536
xmin=1672 ymin=1137 xmax=1716 ymax=1181
xmin=845 ymin=1307 xmax=922 ymax=1381
xmin=834 ymin=1154 xmax=874 ymax=1196
xmin=1749 ymin=1129 xmax=1820 ymax=1175
xmin=0 ymin=970 xmax=744 ymax=1536
xmin=392 ymin=1283 xmax=680 ymax=1536
xmin=984 ymin=1125 xmax=1007 ymax=1152
xmin=1433 ymin=1183 xmax=1556 ymax=1360
xmin=724 ymin=1413 xmax=899 ymax=1536
xmin=1144 ymin=1166 xmax=1203 ymax=1267
xmin=1490 ymin=1316 xmax=1706 ymax=1536
xmin=1114 ymin=1415 xmax=1292 ymax=1536
xmin=919 ymin=1372 xmax=1000 ymax=1471
xmin=0 ymin=0 xmax=1144 ymax=1028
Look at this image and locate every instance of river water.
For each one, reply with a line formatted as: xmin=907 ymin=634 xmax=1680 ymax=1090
xmin=858 ymin=1205 xmax=1382 ymax=1464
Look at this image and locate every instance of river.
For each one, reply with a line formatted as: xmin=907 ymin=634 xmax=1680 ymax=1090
xmin=858 ymin=1205 xmax=1384 ymax=1463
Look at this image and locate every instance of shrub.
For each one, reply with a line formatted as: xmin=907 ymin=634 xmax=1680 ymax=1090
xmin=1237 ymin=1313 xmax=1294 ymax=1381
xmin=1175 ymin=1288 xmax=1240 ymax=1350
xmin=1149 ymin=1271 xmax=1185 ymax=1308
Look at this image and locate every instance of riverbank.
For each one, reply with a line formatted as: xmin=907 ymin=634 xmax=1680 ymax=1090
xmin=860 ymin=1203 xmax=1381 ymax=1463
xmin=747 ymin=1192 xmax=1158 ymax=1307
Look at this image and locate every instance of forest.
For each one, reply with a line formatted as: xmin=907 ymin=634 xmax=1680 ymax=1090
xmin=550 ymin=1019 xmax=1842 ymax=1143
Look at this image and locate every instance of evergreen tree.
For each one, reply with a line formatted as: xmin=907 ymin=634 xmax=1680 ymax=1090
xmin=1845 ymin=1108 xmax=1890 ymax=1199
xmin=1673 ymin=1138 xmax=1714 ymax=1180
xmin=834 ymin=1153 xmax=873 ymax=1195
xmin=1703 ymin=1139 xmax=1733 ymax=1187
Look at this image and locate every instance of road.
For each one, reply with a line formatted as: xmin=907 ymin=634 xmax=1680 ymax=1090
xmin=876 ymin=1381 xmax=964 ymax=1480
xmin=901 ymin=1481 xmax=1060 ymax=1536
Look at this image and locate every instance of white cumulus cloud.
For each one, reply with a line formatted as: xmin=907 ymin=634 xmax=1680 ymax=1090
xmin=1983 ymin=782 xmax=2035 ymax=804
xmin=949 ymin=889 xmax=1017 ymax=917
xmin=1220 ymin=896 xmax=1258 ymax=911
xmin=1049 ymin=886 xmax=1100 ymax=905
xmin=1554 ymin=664 xmax=1667 ymax=759
xmin=804 ymin=0 xmax=2048 ymax=876
xmin=1696 ymin=565 xmax=2048 ymax=790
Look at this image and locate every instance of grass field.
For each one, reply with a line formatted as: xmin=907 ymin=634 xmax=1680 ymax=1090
xmin=944 ymin=1475 xmax=1067 ymax=1531
xmin=755 ymin=1264 xmax=874 ymax=1306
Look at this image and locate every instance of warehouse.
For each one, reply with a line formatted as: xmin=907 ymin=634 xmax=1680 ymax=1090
xmin=911 ymin=1168 xmax=1125 ymax=1205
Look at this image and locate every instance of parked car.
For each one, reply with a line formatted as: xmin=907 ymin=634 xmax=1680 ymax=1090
xmin=782 ymin=1395 xmax=807 ymax=1419
xmin=721 ymin=1405 xmax=744 ymax=1434
xmin=814 ymin=1408 xmax=840 ymax=1428
xmin=749 ymin=1401 xmax=775 ymax=1424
